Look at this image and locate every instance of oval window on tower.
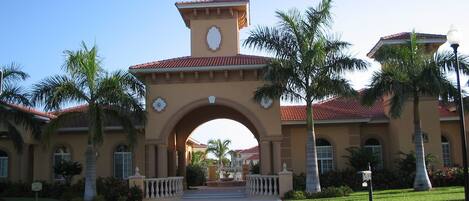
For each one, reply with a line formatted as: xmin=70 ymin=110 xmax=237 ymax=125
xmin=207 ymin=26 xmax=222 ymax=51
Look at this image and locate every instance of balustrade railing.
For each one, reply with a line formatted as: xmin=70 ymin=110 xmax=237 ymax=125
xmin=144 ymin=177 xmax=184 ymax=199
xmin=246 ymin=174 xmax=279 ymax=196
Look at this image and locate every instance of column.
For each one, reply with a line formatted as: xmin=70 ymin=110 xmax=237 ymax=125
xmin=157 ymin=144 xmax=168 ymax=178
xmin=260 ymin=141 xmax=272 ymax=175
xmin=146 ymin=145 xmax=156 ymax=178
xmin=272 ymin=141 xmax=282 ymax=173
xmin=176 ymin=146 xmax=186 ymax=177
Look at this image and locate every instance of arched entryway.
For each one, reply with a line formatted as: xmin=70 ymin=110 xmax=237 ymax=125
xmin=156 ymin=100 xmax=278 ymax=179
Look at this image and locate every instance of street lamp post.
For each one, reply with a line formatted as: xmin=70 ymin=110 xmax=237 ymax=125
xmin=448 ymin=25 xmax=469 ymax=201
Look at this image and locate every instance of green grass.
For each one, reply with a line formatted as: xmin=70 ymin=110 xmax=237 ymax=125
xmin=292 ymin=186 xmax=464 ymax=201
xmin=1 ymin=198 xmax=59 ymax=201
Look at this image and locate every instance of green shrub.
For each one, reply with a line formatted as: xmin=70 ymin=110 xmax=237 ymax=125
xmin=96 ymin=177 xmax=129 ymax=201
xmin=284 ymin=190 xmax=306 ymax=200
xmin=54 ymin=160 xmax=83 ymax=185
xmin=117 ymin=196 xmax=127 ymax=201
xmin=293 ymin=173 xmax=306 ymax=190
xmin=127 ymin=186 xmax=143 ymax=201
xmin=307 ymin=186 xmax=353 ymax=198
xmin=186 ymin=164 xmax=206 ymax=186
xmin=60 ymin=188 xmax=79 ymax=201
xmin=71 ymin=197 xmax=84 ymax=201
xmin=345 ymin=147 xmax=379 ymax=171
xmin=250 ymin=163 xmax=260 ymax=174
xmin=92 ymin=195 xmax=106 ymax=201
xmin=431 ymin=167 xmax=465 ymax=187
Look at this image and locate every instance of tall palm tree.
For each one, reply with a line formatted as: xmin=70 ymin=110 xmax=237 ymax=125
xmin=31 ymin=42 xmax=145 ymax=201
xmin=206 ymin=139 xmax=231 ymax=173
xmin=191 ymin=150 xmax=206 ymax=166
xmin=244 ymin=0 xmax=367 ymax=192
xmin=0 ymin=63 xmax=42 ymax=153
xmin=362 ymin=32 xmax=468 ymax=191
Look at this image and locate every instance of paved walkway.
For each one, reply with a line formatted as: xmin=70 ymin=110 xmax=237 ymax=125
xmin=181 ymin=186 xmax=281 ymax=201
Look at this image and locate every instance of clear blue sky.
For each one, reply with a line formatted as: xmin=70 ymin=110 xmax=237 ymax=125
xmin=1 ymin=0 xmax=468 ymax=150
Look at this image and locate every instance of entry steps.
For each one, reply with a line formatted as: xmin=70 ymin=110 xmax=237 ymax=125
xmin=181 ymin=187 xmax=280 ymax=201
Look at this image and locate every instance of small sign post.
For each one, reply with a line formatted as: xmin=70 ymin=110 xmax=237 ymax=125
xmin=357 ymin=163 xmax=373 ymax=201
xmin=31 ymin=182 xmax=42 ymax=201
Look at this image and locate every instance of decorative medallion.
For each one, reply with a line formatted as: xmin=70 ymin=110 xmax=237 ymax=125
xmin=260 ymin=97 xmax=273 ymax=109
xmin=208 ymin=96 xmax=216 ymax=104
xmin=152 ymin=97 xmax=167 ymax=112
xmin=207 ymin=26 xmax=222 ymax=51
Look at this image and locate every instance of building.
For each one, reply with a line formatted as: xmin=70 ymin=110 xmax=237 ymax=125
xmin=0 ymin=0 xmax=465 ymax=184
xmin=233 ymin=146 xmax=259 ymax=166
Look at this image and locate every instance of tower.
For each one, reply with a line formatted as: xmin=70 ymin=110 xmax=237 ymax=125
xmin=175 ymin=0 xmax=250 ymax=57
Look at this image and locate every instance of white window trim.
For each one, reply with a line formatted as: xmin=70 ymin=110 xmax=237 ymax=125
xmin=113 ymin=151 xmax=132 ymax=179
xmin=317 ymin=145 xmax=334 ymax=174
xmin=53 ymin=151 xmax=71 ymax=181
xmin=442 ymin=141 xmax=451 ymax=167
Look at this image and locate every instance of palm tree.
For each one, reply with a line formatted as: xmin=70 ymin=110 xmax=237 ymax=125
xmin=191 ymin=151 xmax=206 ymax=166
xmin=0 ymin=63 xmax=42 ymax=153
xmin=362 ymin=32 xmax=468 ymax=191
xmin=244 ymin=0 xmax=367 ymax=192
xmin=206 ymin=139 xmax=231 ymax=175
xmin=31 ymin=42 xmax=145 ymax=201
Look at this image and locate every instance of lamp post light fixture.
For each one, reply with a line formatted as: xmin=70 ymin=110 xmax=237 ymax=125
xmin=448 ymin=25 xmax=469 ymax=201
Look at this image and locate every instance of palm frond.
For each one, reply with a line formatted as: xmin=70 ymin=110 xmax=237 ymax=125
xmin=6 ymin=123 xmax=24 ymax=153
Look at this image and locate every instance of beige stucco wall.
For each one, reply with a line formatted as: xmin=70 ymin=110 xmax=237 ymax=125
xmin=145 ymin=80 xmax=282 ymax=143
xmin=29 ymin=131 xmax=145 ymax=182
xmin=387 ymin=98 xmax=444 ymax=169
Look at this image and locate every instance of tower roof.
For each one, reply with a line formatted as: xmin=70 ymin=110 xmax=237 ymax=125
xmin=367 ymin=32 xmax=447 ymax=58
xmin=175 ymin=0 xmax=250 ymax=29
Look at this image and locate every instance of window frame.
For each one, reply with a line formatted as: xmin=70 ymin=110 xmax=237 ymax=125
xmin=0 ymin=150 xmax=8 ymax=178
xmin=316 ymin=139 xmax=334 ymax=174
xmin=442 ymin=136 xmax=452 ymax=167
xmin=113 ymin=145 xmax=133 ymax=179
xmin=52 ymin=145 xmax=71 ymax=181
xmin=363 ymin=138 xmax=384 ymax=169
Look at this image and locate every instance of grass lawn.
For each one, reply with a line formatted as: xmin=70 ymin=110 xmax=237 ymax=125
xmin=292 ymin=186 xmax=464 ymax=201
xmin=2 ymin=198 xmax=59 ymax=201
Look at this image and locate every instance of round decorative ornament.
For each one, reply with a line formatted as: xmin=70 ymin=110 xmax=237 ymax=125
xmin=260 ymin=97 xmax=273 ymax=109
xmin=207 ymin=26 xmax=222 ymax=51
xmin=152 ymin=97 xmax=167 ymax=112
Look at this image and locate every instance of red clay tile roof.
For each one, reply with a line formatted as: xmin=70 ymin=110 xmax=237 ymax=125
xmin=381 ymin=32 xmax=446 ymax=41
xmin=176 ymin=0 xmax=248 ymax=5
xmin=129 ymin=54 xmax=269 ymax=70
xmin=246 ymin=154 xmax=259 ymax=161
xmin=4 ymin=103 xmax=56 ymax=119
xmin=281 ymin=96 xmax=386 ymax=122
xmin=439 ymin=103 xmax=458 ymax=118
xmin=239 ymin=146 xmax=258 ymax=154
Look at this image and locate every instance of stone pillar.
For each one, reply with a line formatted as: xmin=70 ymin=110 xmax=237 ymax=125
xmin=278 ymin=163 xmax=293 ymax=198
xmin=260 ymin=140 xmax=272 ymax=175
xmin=272 ymin=141 xmax=282 ymax=174
xmin=146 ymin=145 xmax=156 ymax=178
xmin=128 ymin=167 xmax=145 ymax=192
xmin=177 ymin=146 xmax=186 ymax=177
xmin=168 ymin=149 xmax=177 ymax=176
xmin=157 ymin=144 xmax=168 ymax=177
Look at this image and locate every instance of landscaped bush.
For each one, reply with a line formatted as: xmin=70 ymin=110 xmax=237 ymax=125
xmin=345 ymin=147 xmax=379 ymax=171
xmin=92 ymin=195 xmax=106 ymax=201
xmin=293 ymin=173 xmax=306 ymax=190
xmin=186 ymin=164 xmax=206 ymax=187
xmin=54 ymin=160 xmax=83 ymax=185
xmin=96 ymin=177 xmax=129 ymax=201
xmin=284 ymin=190 xmax=306 ymax=200
xmin=284 ymin=186 xmax=353 ymax=200
xmin=127 ymin=186 xmax=143 ymax=201
xmin=431 ymin=167 xmax=465 ymax=187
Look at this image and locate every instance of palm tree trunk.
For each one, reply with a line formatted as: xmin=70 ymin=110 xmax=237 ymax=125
xmin=412 ymin=95 xmax=432 ymax=191
xmin=305 ymin=100 xmax=321 ymax=193
xmin=84 ymin=144 xmax=97 ymax=201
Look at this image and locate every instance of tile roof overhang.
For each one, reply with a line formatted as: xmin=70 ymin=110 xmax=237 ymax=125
xmin=367 ymin=32 xmax=447 ymax=58
xmin=2 ymin=103 xmax=55 ymax=120
xmin=175 ymin=0 xmax=250 ymax=28
xmin=129 ymin=54 xmax=269 ymax=74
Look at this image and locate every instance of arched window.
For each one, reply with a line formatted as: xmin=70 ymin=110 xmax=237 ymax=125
xmin=316 ymin=139 xmax=333 ymax=174
xmin=53 ymin=145 xmax=71 ymax=180
xmin=0 ymin=150 xmax=8 ymax=178
xmin=442 ymin=136 xmax=451 ymax=167
xmin=364 ymin=138 xmax=383 ymax=169
xmin=113 ymin=145 xmax=132 ymax=179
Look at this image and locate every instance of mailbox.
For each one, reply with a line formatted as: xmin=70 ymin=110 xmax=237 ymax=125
xmin=358 ymin=170 xmax=372 ymax=182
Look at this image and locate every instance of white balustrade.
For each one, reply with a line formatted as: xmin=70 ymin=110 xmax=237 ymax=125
xmin=144 ymin=177 xmax=184 ymax=199
xmin=246 ymin=174 xmax=279 ymax=197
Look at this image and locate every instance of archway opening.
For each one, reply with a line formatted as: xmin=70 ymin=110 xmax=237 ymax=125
xmin=165 ymin=104 xmax=263 ymax=187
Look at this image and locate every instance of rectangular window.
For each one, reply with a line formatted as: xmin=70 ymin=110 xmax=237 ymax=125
xmin=317 ymin=146 xmax=333 ymax=174
xmin=0 ymin=157 xmax=7 ymax=178
xmin=442 ymin=142 xmax=451 ymax=167
xmin=53 ymin=153 xmax=71 ymax=180
xmin=114 ymin=152 xmax=132 ymax=179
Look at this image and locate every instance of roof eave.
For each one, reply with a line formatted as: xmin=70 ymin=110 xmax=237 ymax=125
xmin=367 ymin=38 xmax=447 ymax=58
xmin=129 ymin=63 xmax=266 ymax=74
